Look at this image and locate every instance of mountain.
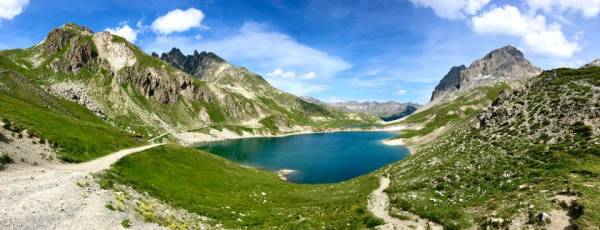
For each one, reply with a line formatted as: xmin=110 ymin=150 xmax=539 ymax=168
xmin=158 ymin=48 xmax=226 ymax=81
xmin=430 ymin=45 xmax=541 ymax=104
xmin=583 ymin=58 xmax=600 ymax=68
xmin=0 ymin=23 xmax=376 ymax=147
xmin=385 ymin=46 xmax=538 ymax=143
xmin=299 ymin=97 xmax=420 ymax=121
xmin=330 ymin=101 xmax=420 ymax=121
xmin=385 ymin=66 xmax=600 ymax=229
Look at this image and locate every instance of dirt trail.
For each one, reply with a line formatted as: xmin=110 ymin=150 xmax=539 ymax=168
xmin=369 ymin=176 xmax=443 ymax=230
xmin=48 ymin=143 xmax=164 ymax=173
xmin=0 ymin=143 xmax=165 ymax=229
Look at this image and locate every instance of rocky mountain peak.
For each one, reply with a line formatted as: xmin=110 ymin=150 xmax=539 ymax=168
xmin=583 ymin=59 xmax=600 ymax=68
xmin=430 ymin=45 xmax=541 ymax=103
xmin=483 ymin=45 xmax=523 ymax=60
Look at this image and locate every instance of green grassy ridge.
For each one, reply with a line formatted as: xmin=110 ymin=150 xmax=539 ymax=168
xmin=385 ymin=67 xmax=600 ymax=229
xmin=100 ymin=144 xmax=381 ymax=229
xmin=394 ymin=83 xmax=508 ymax=139
xmin=0 ymin=70 xmax=142 ymax=162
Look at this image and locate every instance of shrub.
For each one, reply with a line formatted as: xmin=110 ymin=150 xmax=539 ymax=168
xmin=363 ymin=216 xmax=385 ymax=228
xmin=0 ymin=152 xmax=14 ymax=169
xmin=121 ymin=219 xmax=130 ymax=228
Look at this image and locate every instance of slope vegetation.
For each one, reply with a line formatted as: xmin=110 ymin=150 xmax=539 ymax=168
xmin=0 ymin=68 xmax=142 ymax=162
xmin=0 ymin=23 xmax=376 ymax=146
xmin=100 ymin=144 xmax=381 ymax=229
xmin=385 ymin=67 xmax=600 ymax=229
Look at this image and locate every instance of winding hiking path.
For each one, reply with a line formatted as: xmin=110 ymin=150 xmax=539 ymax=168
xmin=49 ymin=143 xmax=164 ymax=173
xmin=369 ymin=176 xmax=443 ymax=230
xmin=0 ymin=143 xmax=165 ymax=229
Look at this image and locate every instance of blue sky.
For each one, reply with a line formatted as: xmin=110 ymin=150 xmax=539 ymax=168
xmin=1 ymin=0 xmax=599 ymax=104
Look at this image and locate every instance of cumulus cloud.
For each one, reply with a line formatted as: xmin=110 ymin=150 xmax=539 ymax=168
xmin=526 ymin=0 xmax=600 ymax=18
xmin=396 ymin=89 xmax=407 ymax=95
xmin=472 ymin=5 xmax=580 ymax=57
xmin=267 ymin=68 xmax=318 ymax=81
xmin=151 ymin=8 xmax=205 ymax=34
xmin=300 ymin=72 xmax=317 ymax=80
xmin=267 ymin=68 xmax=297 ymax=80
xmin=105 ymin=24 xmax=138 ymax=43
xmin=409 ymin=0 xmax=490 ymax=19
xmin=0 ymin=0 xmax=29 ymax=20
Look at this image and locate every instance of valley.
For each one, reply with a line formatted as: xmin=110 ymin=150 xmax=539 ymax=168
xmin=0 ymin=19 xmax=599 ymax=230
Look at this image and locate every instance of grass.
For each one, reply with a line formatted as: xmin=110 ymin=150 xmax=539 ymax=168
xmin=385 ymin=67 xmax=600 ymax=229
xmin=393 ymin=83 xmax=507 ymax=138
xmin=100 ymin=144 xmax=380 ymax=229
xmin=0 ymin=70 xmax=142 ymax=162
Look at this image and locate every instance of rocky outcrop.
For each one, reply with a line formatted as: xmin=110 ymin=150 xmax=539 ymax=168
xmin=160 ymin=48 xmax=226 ymax=80
xmin=43 ymin=29 xmax=74 ymax=54
xmin=93 ymin=32 xmax=136 ymax=72
xmin=44 ymin=25 xmax=97 ymax=73
xmin=431 ymin=65 xmax=466 ymax=101
xmin=117 ymin=64 xmax=202 ymax=104
xmin=430 ymin=46 xmax=541 ymax=103
xmin=584 ymin=59 xmax=600 ymax=68
xmin=47 ymin=82 xmax=105 ymax=118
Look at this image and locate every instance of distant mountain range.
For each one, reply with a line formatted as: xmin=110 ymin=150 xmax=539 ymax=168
xmin=301 ymin=97 xmax=420 ymax=121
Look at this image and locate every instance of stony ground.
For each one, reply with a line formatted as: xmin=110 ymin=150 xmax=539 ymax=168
xmin=0 ymin=125 xmax=210 ymax=229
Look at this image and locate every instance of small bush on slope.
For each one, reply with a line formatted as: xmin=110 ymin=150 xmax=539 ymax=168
xmin=100 ymin=144 xmax=380 ymax=229
xmin=386 ymin=67 xmax=600 ymax=229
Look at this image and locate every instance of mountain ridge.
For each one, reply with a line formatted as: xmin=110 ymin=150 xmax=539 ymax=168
xmin=430 ymin=45 xmax=541 ymax=104
xmin=300 ymin=96 xmax=420 ymax=121
xmin=0 ymin=23 xmax=377 ymax=146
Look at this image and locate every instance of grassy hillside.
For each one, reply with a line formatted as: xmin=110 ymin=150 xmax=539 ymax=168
xmin=0 ymin=24 xmax=377 ymax=141
xmin=390 ymin=83 xmax=507 ymax=139
xmin=0 ymin=69 xmax=142 ymax=162
xmin=100 ymin=144 xmax=381 ymax=229
xmin=385 ymin=67 xmax=600 ymax=229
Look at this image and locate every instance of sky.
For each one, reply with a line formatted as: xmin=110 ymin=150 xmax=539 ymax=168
xmin=0 ymin=0 xmax=599 ymax=104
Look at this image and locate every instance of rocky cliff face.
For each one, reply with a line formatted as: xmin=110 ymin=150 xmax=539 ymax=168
xmin=430 ymin=46 xmax=541 ymax=103
xmin=160 ymin=48 xmax=226 ymax=80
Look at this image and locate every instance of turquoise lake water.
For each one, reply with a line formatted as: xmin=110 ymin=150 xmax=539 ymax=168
xmin=196 ymin=131 xmax=410 ymax=183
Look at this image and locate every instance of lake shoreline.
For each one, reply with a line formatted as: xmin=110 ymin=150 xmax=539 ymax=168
xmin=196 ymin=131 xmax=409 ymax=184
xmin=182 ymin=125 xmax=406 ymax=147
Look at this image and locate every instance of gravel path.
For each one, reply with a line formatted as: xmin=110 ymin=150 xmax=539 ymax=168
xmin=368 ymin=176 xmax=443 ymax=230
xmin=47 ymin=143 xmax=164 ymax=173
xmin=0 ymin=143 xmax=165 ymax=229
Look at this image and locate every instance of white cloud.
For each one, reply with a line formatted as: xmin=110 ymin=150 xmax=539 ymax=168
xmin=472 ymin=5 xmax=580 ymax=58
xmin=299 ymin=72 xmax=316 ymax=80
xmin=0 ymin=0 xmax=29 ymax=20
xmin=151 ymin=8 xmax=205 ymax=34
xmin=267 ymin=68 xmax=297 ymax=80
xmin=396 ymin=89 xmax=407 ymax=95
xmin=526 ymin=0 xmax=600 ymax=18
xmin=267 ymin=69 xmax=317 ymax=81
xmin=105 ymin=24 xmax=138 ymax=43
xmin=144 ymin=22 xmax=351 ymax=79
xmin=409 ymin=0 xmax=490 ymax=19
